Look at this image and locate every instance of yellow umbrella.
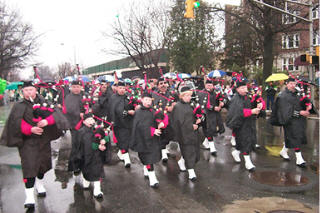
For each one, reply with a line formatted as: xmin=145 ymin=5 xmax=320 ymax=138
xmin=265 ymin=73 xmax=289 ymax=82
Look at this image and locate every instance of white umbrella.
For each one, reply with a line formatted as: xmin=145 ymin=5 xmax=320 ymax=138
xmin=98 ymin=75 xmax=114 ymax=82
xmin=207 ymin=70 xmax=226 ymax=78
xmin=163 ymin=72 xmax=177 ymax=79
xmin=178 ymin=73 xmax=191 ymax=79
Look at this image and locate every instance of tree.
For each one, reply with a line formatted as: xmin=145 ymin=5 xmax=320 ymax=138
xmin=57 ymin=62 xmax=76 ymax=79
xmin=216 ymin=0 xmax=310 ymax=80
xmin=107 ymin=0 xmax=170 ymax=73
xmin=167 ymin=0 xmax=221 ymax=75
xmin=36 ymin=66 xmax=57 ymax=81
xmin=0 ymin=2 xmax=38 ymax=79
xmin=222 ymin=10 xmax=262 ymax=72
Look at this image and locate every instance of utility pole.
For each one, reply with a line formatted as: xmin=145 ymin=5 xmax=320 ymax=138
xmin=252 ymin=0 xmax=315 ymax=102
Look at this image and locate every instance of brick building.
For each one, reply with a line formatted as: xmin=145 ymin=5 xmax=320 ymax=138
xmin=225 ymin=0 xmax=319 ymax=74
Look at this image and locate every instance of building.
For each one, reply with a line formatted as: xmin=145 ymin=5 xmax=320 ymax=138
xmin=82 ymin=49 xmax=169 ymax=79
xmin=224 ymin=0 xmax=319 ymax=75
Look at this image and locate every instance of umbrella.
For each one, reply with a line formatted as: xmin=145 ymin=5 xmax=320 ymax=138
xmin=124 ymin=78 xmax=132 ymax=84
xmin=63 ymin=76 xmax=75 ymax=82
xmin=98 ymin=75 xmax=114 ymax=82
xmin=207 ymin=70 xmax=226 ymax=78
xmin=6 ymin=81 xmax=23 ymax=90
xmin=265 ymin=73 xmax=289 ymax=82
xmin=0 ymin=78 xmax=7 ymax=94
xmin=178 ymin=73 xmax=191 ymax=79
xmin=78 ymin=75 xmax=91 ymax=82
xmin=163 ymin=72 xmax=177 ymax=79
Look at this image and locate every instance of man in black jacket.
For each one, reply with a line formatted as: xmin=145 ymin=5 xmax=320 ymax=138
xmin=226 ymin=78 xmax=262 ymax=171
xmin=274 ymin=77 xmax=311 ymax=167
xmin=0 ymin=81 xmax=69 ymax=209
xmin=108 ymin=81 xmax=134 ymax=168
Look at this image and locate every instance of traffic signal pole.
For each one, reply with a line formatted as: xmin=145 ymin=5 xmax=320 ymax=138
xmin=252 ymin=0 xmax=316 ymax=103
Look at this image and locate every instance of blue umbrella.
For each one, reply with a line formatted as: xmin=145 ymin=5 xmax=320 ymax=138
xmin=163 ymin=72 xmax=177 ymax=79
xmin=63 ymin=76 xmax=75 ymax=82
xmin=178 ymin=73 xmax=191 ymax=79
xmin=98 ymin=75 xmax=114 ymax=82
xmin=6 ymin=81 xmax=22 ymax=90
xmin=207 ymin=70 xmax=226 ymax=78
xmin=79 ymin=75 xmax=91 ymax=82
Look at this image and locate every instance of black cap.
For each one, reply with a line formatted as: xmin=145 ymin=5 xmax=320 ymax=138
xmin=141 ymin=92 xmax=152 ymax=98
xmin=180 ymin=86 xmax=191 ymax=93
xmin=22 ymin=81 xmax=36 ymax=88
xmin=235 ymin=78 xmax=248 ymax=88
xmin=158 ymin=77 xmax=166 ymax=84
xmin=117 ymin=81 xmax=125 ymax=86
xmin=71 ymin=80 xmax=81 ymax=85
xmin=83 ymin=113 xmax=94 ymax=121
xmin=287 ymin=77 xmax=296 ymax=82
xmin=206 ymin=79 xmax=214 ymax=84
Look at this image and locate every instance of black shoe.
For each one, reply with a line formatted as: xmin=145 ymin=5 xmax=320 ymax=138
xmin=189 ymin=177 xmax=197 ymax=182
xmin=24 ymin=203 xmax=35 ymax=209
xmin=297 ymin=162 xmax=306 ymax=168
xmin=37 ymin=192 xmax=46 ymax=197
xmin=162 ymin=158 xmax=168 ymax=163
xmin=151 ymin=183 xmax=159 ymax=188
xmin=248 ymin=167 xmax=255 ymax=172
xmin=125 ymin=163 xmax=131 ymax=168
xmin=94 ymin=193 xmax=104 ymax=200
xmin=73 ymin=169 xmax=81 ymax=176
xmin=167 ymin=153 xmax=176 ymax=158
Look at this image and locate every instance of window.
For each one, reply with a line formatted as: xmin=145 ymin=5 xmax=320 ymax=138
xmin=313 ymin=31 xmax=319 ymax=46
xmin=282 ymin=34 xmax=300 ymax=49
xmin=312 ymin=6 xmax=319 ymax=19
xmin=282 ymin=10 xmax=300 ymax=24
xmin=282 ymin=58 xmax=299 ymax=71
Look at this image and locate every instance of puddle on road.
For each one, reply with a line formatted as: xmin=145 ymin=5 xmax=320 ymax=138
xmin=250 ymin=171 xmax=309 ymax=187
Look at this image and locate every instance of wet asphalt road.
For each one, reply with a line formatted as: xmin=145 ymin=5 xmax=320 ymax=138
xmin=0 ymin=103 xmax=318 ymax=213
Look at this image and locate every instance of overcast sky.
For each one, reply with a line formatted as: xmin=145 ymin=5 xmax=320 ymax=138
xmin=5 ymin=0 xmax=240 ymax=74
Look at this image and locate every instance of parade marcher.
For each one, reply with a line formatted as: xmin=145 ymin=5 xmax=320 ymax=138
xmin=0 ymin=81 xmax=69 ymax=209
xmin=130 ymin=92 xmax=168 ymax=188
xmin=152 ymin=77 xmax=175 ymax=163
xmin=226 ymin=78 xmax=262 ymax=171
xmin=172 ymin=85 xmax=201 ymax=181
xmin=75 ymin=113 xmax=105 ymax=199
xmin=109 ymin=81 xmax=134 ymax=168
xmin=201 ymin=80 xmax=225 ymax=155
xmin=65 ymin=80 xmax=86 ymax=174
xmin=92 ymin=80 xmax=113 ymax=118
xmin=272 ymin=77 xmax=311 ymax=167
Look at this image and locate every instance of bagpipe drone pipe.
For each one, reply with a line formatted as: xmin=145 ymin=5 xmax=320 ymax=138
xmin=249 ymin=87 xmax=266 ymax=118
xmin=123 ymin=87 xmax=141 ymax=117
xmin=30 ymin=96 xmax=55 ymax=123
xmin=190 ymin=93 xmax=207 ymax=125
xmin=91 ymin=116 xmax=112 ymax=151
xmin=295 ymin=81 xmax=318 ymax=115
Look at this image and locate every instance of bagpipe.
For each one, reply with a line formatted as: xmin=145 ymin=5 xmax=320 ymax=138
xmin=91 ymin=116 xmax=112 ymax=151
xmin=248 ymin=86 xmax=266 ymax=118
xmin=123 ymin=86 xmax=142 ymax=117
xmin=296 ymin=82 xmax=318 ymax=115
xmin=30 ymin=96 xmax=55 ymax=123
xmin=82 ymin=94 xmax=95 ymax=113
xmin=190 ymin=93 xmax=207 ymax=124
xmin=214 ymin=90 xmax=229 ymax=110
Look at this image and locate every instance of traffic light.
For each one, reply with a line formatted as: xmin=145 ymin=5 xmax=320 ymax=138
xmin=184 ymin=0 xmax=200 ymax=19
